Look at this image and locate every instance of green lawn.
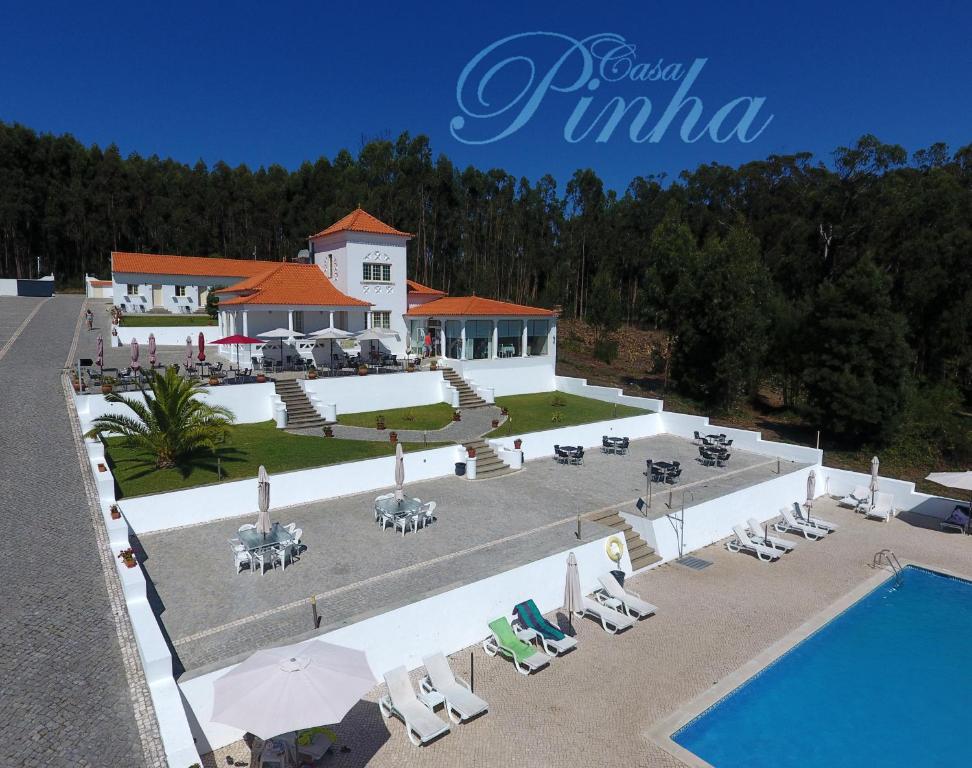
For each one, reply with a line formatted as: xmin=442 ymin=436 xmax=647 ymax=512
xmin=105 ymin=421 xmax=436 ymax=498
xmin=338 ymin=403 xmax=455 ymax=431
xmin=487 ymin=391 xmax=651 ymax=438
xmin=121 ymin=315 xmax=216 ymax=327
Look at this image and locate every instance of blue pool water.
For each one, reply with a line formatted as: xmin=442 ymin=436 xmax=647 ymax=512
xmin=674 ymin=566 xmax=972 ymax=767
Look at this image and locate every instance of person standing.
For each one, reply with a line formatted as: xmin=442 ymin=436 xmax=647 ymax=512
xmin=424 ymin=331 xmax=432 ymax=358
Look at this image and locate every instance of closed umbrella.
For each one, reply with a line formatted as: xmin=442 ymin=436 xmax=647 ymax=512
xmin=95 ymin=334 xmax=104 ymax=372
xmin=185 ymin=336 xmax=194 ymax=373
xmin=563 ymin=552 xmax=582 ymax=633
xmin=926 ymin=471 xmax=972 ymax=535
xmin=130 ymin=338 xmax=140 ymax=374
xmin=147 ymin=333 xmax=157 ymax=369
xmin=870 ymin=456 xmax=880 ymax=508
xmin=805 ymin=470 xmax=816 ymax=522
xmin=257 ymin=465 xmax=271 ymax=537
xmin=210 ymin=639 xmax=376 ymax=740
xmin=394 ymin=443 xmax=405 ymax=502
xmin=197 ymin=331 xmax=206 ymax=362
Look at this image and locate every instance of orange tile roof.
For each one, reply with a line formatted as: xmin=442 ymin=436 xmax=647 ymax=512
xmin=112 ymin=252 xmax=279 ymax=278
xmin=405 ymin=296 xmax=556 ymax=317
xmin=311 ymin=208 xmax=413 ymax=239
xmin=218 ymin=263 xmax=370 ymax=308
xmin=406 ymin=279 xmax=446 ymax=296
xmin=90 ymin=280 xmax=113 ymax=287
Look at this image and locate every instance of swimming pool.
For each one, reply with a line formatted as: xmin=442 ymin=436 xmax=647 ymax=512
xmin=673 ymin=565 xmax=972 ymax=767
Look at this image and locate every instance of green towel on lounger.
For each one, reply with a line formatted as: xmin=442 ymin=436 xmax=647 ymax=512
xmin=488 ymin=617 xmax=536 ymax=665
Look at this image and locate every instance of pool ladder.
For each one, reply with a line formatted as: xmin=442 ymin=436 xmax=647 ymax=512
xmin=873 ymin=549 xmax=903 ymax=585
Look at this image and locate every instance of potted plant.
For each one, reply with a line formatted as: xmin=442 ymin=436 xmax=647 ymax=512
xmin=491 ymin=418 xmax=499 ymax=428
xmin=208 ymin=373 xmax=220 ymax=386
xmin=376 ymin=414 xmax=386 ymax=430
xmin=322 ymin=424 xmax=333 ymax=438
xmin=109 ymin=504 xmax=122 ymax=520
xmin=389 ymin=431 xmax=398 ymax=443
xmin=514 ymin=438 xmax=523 ymax=450
xmin=307 ymin=367 xmax=318 ymax=380
xmin=429 ymin=359 xmax=438 ymax=371
xmin=97 ymin=462 xmax=108 ymax=473
xmin=255 ymin=372 xmax=267 ymax=383
xmin=406 ymin=363 xmax=415 ymax=373
xmin=118 ymin=548 xmax=136 ymax=568
xmin=466 ymin=446 xmax=477 ymax=459
xmin=453 ymin=410 xmax=461 ymax=422
xmin=500 ymin=406 xmax=509 ymax=416
xmin=358 ymin=364 xmax=369 ymax=376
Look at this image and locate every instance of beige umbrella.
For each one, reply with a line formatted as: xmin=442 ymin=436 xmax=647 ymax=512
xmin=210 ymin=639 xmax=376 ymax=740
xmin=256 ymin=465 xmax=271 ymax=537
xmin=563 ymin=551 xmax=582 ymax=633
xmin=805 ymin=470 xmax=816 ymax=522
xmin=870 ymin=456 xmax=880 ymax=507
xmin=394 ymin=443 xmax=405 ymax=502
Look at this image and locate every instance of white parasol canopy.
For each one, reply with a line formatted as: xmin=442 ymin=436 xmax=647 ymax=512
xmin=259 ymin=328 xmax=305 ymax=339
xmin=210 ymin=639 xmax=376 ymax=739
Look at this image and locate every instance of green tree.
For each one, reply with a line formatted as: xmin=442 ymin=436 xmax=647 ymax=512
xmin=205 ymin=288 xmax=219 ymax=321
xmin=85 ymin=368 xmax=234 ymax=468
xmin=802 ymin=255 xmax=910 ymax=444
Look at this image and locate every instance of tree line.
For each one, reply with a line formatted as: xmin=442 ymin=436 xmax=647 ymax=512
xmin=0 ymin=121 xmax=969 ymax=450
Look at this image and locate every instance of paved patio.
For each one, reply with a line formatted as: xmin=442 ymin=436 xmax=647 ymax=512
xmin=200 ymin=498 xmax=972 ymax=767
xmin=136 ymin=435 xmax=808 ymax=676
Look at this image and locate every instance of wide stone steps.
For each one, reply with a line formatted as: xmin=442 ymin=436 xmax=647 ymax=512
xmin=440 ymin=368 xmax=488 ymax=408
xmin=585 ymin=508 xmax=661 ymax=572
xmin=463 ymin=439 xmax=517 ymax=479
xmin=274 ymin=380 xmax=325 ymax=431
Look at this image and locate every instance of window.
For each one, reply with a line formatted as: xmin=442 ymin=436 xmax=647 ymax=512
xmin=293 ymin=311 xmax=305 ymax=334
xmin=464 ymin=319 xmax=493 ymax=360
xmin=362 ymin=262 xmax=391 ymax=282
xmin=527 ymin=319 xmax=550 ymax=355
xmin=370 ymin=311 xmax=391 ymax=329
xmin=127 ymin=284 xmax=140 ymax=296
xmin=497 ymin=319 xmax=523 ymax=357
xmin=175 ymin=285 xmax=187 ymax=297
xmin=445 ymin=320 xmax=462 ymax=359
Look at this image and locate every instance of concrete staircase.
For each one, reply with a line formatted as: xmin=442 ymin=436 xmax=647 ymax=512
xmin=440 ymin=367 xmax=488 ymax=408
xmin=274 ymin=380 xmax=325 ymax=431
xmin=462 ymin=439 xmax=517 ymax=480
xmin=585 ymin=508 xmax=661 ymax=572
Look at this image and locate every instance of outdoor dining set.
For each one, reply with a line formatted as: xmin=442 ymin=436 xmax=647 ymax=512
xmin=374 ymin=494 xmax=438 ymax=536
xmin=600 ymin=436 xmax=630 ymax=455
xmin=694 ymin=431 xmax=733 ymax=467
xmin=646 ymin=460 xmax=683 ymax=484
xmin=553 ymin=445 xmax=586 ymax=465
xmin=229 ymin=521 xmax=303 ymax=575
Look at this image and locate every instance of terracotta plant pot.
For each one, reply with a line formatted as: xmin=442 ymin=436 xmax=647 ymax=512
xmin=208 ymin=376 xmax=219 ymax=386
xmin=323 ymin=425 xmax=333 ymax=438
xmin=110 ymin=505 xmax=121 ymax=520
xmin=101 ymin=384 xmax=113 ymax=395
xmin=256 ymin=374 xmax=266 ymax=383
xmin=308 ymin=369 xmax=318 ymax=380
xmin=358 ymin=365 xmax=369 ymax=376
xmin=97 ymin=463 xmax=107 ymax=473
xmin=430 ymin=361 xmax=438 ymax=371
xmin=389 ymin=431 xmax=398 ymax=443
xmin=453 ymin=411 xmax=461 ymax=422
xmin=491 ymin=419 xmax=499 ymax=428
xmin=501 ymin=407 xmax=509 ymax=416
xmin=466 ymin=447 xmax=477 ymax=459
xmin=406 ymin=365 xmax=415 ymax=373
xmin=513 ymin=439 xmax=522 ymax=450
xmin=123 ymin=558 xmax=136 ymax=569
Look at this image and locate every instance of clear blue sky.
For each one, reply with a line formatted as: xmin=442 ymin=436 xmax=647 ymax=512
xmin=2 ymin=0 xmax=970 ymax=193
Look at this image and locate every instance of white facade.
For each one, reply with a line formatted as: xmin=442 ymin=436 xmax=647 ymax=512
xmin=111 ymin=271 xmax=233 ymax=314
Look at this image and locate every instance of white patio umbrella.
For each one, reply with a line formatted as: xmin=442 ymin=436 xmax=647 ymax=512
xmin=210 ymin=639 xmax=376 ymax=740
xmin=394 ymin=443 xmax=405 ymax=502
xmin=260 ymin=328 xmax=305 ymax=366
xmin=926 ymin=471 xmax=972 ymax=534
xmin=805 ymin=470 xmax=816 ymax=522
xmin=184 ymin=335 xmax=194 ymax=372
xmin=870 ymin=456 xmax=880 ymax=506
xmin=256 ymin=465 xmax=271 ymax=537
xmin=130 ymin=338 xmax=140 ymax=373
xmin=309 ymin=326 xmax=352 ymax=368
xmin=563 ymin=552 xmax=582 ymax=633
xmin=355 ymin=328 xmax=399 ymax=364
xmin=147 ymin=333 xmax=157 ymax=368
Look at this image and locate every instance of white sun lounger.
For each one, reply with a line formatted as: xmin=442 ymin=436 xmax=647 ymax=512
xmin=746 ymin=518 xmax=797 ymax=552
xmin=865 ymin=492 xmax=895 ymax=522
xmin=774 ymin=506 xmax=828 ymax=540
xmin=579 ymin=597 xmax=636 ymax=634
xmin=791 ymin=501 xmax=839 ymax=531
xmin=727 ymin=524 xmax=782 ymax=561
xmin=379 ymin=666 xmax=451 ymax=746
xmin=596 ymin=573 xmax=657 ymax=619
xmin=420 ymin=652 xmax=488 ymax=724
xmin=838 ymin=485 xmax=870 ymax=509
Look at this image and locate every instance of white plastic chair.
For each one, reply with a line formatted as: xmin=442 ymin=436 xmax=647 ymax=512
xmin=228 ymin=539 xmax=251 ymax=574
xmin=289 ymin=528 xmax=303 ymax=559
xmin=238 ymin=523 xmax=256 ymax=533
xmin=251 ymin=549 xmax=271 ymax=575
xmin=421 ymin=501 xmax=437 ymax=528
xmin=374 ymin=492 xmax=394 ymax=522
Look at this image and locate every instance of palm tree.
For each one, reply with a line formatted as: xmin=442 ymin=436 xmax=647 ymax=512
xmin=85 ymin=367 xmax=235 ymax=469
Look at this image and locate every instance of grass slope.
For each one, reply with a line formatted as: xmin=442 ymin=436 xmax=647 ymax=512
xmin=487 ymin=391 xmax=650 ymax=438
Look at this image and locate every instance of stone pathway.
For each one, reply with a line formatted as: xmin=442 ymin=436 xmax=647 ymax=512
xmin=0 ymin=297 xmax=164 ymax=767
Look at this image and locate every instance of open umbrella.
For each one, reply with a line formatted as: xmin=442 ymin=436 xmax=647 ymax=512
xmin=95 ymin=334 xmax=104 ymax=372
xmin=926 ymin=471 xmax=972 ymax=534
xmin=147 ymin=333 xmax=157 ymax=368
xmin=563 ymin=552 xmax=582 ymax=633
xmin=213 ymin=334 xmax=262 ymax=369
xmin=260 ymin=328 xmax=305 ymax=367
xmin=257 ymin=465 xmax=271 ymax=537
xmin=130 ymin=338 xmax=140 ymax=374
xmin=355 ymin=328 xmax=399 ymax=364
xmin=394 ymin=443 xmax=405 ymax=502
xmin=210 ymin=639 xmax=375 ymax=740
xmin=197 ymin=331 xmax=206 ymax=362
xmin=309 ymin=326 xmax=352 ymax=369
xmin=805 ymin=470 xmax=816 ymax=522
xmin=870 ymin=456 xmax=880 ymax=508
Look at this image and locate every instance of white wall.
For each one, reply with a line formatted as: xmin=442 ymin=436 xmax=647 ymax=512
xmin=0 ymin=278 xmax=17 ymax=296
xmin=114 ymin=325 xmax=223 ymax=346
xmin=489 ymin=413 xmax=665 ymax=461
xmin=821 ymin=466 xmax=966 ymax=521
xmin=624 ymin=464 xmax=821 ymax=561
xmin=179 ymin=529 xmax=630 ymax=754
xmin=74 ymin=383 xmax=275 ymax=433
xmin=556 ymin=375 xmax=665 ymax=412
xmin=301 ymin=371 xmax=446 ymax=415
xmin=448 ymin=356 xmax=557 ymax=397
xmin=117 ymin=446 xmax=459 ymax=534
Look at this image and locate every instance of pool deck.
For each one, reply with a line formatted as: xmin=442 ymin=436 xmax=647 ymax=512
xmin=201 ymin=497 xmax=972 ymax=768
xmin=137 ymin=434 xmax=808 ymax=677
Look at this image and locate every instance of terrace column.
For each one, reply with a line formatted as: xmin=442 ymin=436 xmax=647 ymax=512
xmin=328 ymin=311 xmax=334 ymax=329
xmin=242 ymin=311 xmax=249 ymax=337
xmin=288 ymin=310 xmax=294 ymax=334
xmin=228 ymin=312 xmax=235 ymax=336
xmin=439 ymin=326 xmax=446 ymax=359
xmin=521 ymin=323 xmax=528 ymax=357
xmin=491 ymin=322 xmax=498 ymax=359
xmin=460 ymin=321 xmax=467 ymax=360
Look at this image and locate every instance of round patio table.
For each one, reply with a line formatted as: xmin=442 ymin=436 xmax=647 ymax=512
xmin=375 ymin=495 xmax=423 ymax=518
